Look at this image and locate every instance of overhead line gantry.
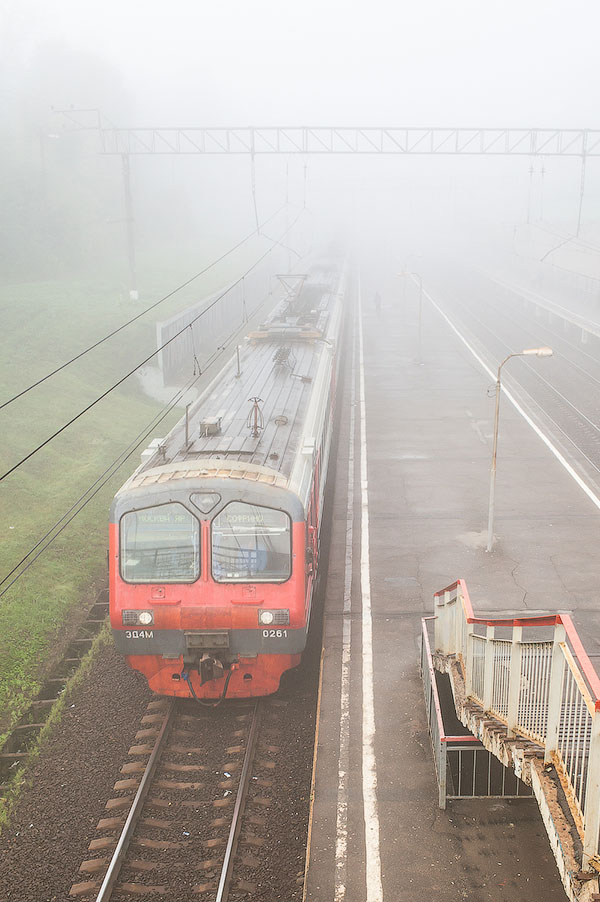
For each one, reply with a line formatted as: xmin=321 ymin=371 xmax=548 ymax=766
xmin=54 ymin=110 xmax=598 ymax=296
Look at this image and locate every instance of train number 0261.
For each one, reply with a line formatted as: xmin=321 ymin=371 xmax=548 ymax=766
xmin=262 ymin=629 xmax=288 ymax=639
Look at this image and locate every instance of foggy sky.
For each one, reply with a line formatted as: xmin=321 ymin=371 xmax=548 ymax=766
xmin=3 ymin=0 xmax=599 ymax=277
xmin=7 ymin=0 xmax=600 ymax=127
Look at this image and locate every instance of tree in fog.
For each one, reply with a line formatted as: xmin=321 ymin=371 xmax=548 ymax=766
xmin=0 ymin=14 xmax=131 ymax=279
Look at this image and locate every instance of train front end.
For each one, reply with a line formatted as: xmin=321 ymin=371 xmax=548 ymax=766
xmin=109 ymin=464 xmax=310 ymax=699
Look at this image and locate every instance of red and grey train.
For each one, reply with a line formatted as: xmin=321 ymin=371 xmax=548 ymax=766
xmin=109 ymin=261 xmax=345 ymax=700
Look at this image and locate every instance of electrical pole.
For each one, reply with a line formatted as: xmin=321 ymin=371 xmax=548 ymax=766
xmin=576 ymin=154 xmax=587 ymax=238
xmin=121 ymin=153 xmax=138 ymax=301
xmin=527 ymin=164 xmax=534 ymax=225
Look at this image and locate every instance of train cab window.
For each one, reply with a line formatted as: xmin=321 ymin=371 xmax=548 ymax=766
xmin=211 ymin=502 xmax=291 ymax=583
xmin=120 ymin=503 xmax=200 ymax=583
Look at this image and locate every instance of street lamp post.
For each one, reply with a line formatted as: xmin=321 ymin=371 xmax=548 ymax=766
xmin=486 ymin=346 xmax=553 ymax=553
xmin=398 ymin=271 xmax=423 ymax=363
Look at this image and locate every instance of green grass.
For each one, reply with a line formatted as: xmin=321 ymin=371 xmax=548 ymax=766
xmin=0 ymin=241 xmax=263 ymax=738
xmin=0 ymin=275 xmax=164 ymax=737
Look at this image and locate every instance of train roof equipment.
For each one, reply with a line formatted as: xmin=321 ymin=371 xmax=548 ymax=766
xmin=119 ymin=260 xmax=344 ymax=508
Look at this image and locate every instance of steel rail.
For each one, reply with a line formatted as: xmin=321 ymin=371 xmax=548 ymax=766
xmin=95 ymin=699 xmax=176 ymax=902
xmin=436 ymin=284 xmax=600 ymax=476
xmin=215 ymin=701 xmax=261 ymax=902
xmin=489 ymin=293 xmax=600 ymax=389
xmin=451 ymin=286 xmax=600 ymax=431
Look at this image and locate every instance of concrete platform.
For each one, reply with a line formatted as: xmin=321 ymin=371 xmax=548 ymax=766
xmin=304 ymin=269 xmax=600 ymax=902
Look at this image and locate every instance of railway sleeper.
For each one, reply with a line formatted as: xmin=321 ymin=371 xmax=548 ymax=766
xmin=154 ymin=778 xmax=204 ymax=790
xmin=105 ymin=796 xmax=133 ymax=810
xmin=196 ymin=858 xmax=221 ymax=870
xmin=260 ymin=743 xmax=281 ymax=754
xmin=248 ymin=795 xmax=271 ymax=808
xmin=128 ymin=744 xmax=154 ymax=755
xmin=202 ymin=836 xmax=226 ymax=849
xmin=226 ymin=744 xmax=245 ymax=755
xmin=147 ymin=797 xmax=224 ymax=810
xmin=212 ymin=797 xmax=235 ymax=808
xmin=133 ymin=837 xmax=191 ymax=850
xmin=13 ymin=723 xmax=46 ymax=733
xmin=135 ymin=728 xmax=160 ymax=740
xmin=241 ymin=832 xmax=265 ymax=847
xmin=171 ymin=729 xmax=206 ymax=740
xmin=167 ymin=744 xmax=206 ymax=754
xmin=96 ymin=816 xmax=125 ymax=831
xmin=194 ymin=880 xmax=218 ymax=893
xmin=88 ymin=837 xmax=116 ymax=851
xmin=163 ymin=761 xmax=208 ymax=772
xmin=120 ymin=762 xmax=146 ymax=775
xmin=114 ymin=778 xmax=139 ymax=791
xmin=139 ymin=817 xmax=173 ymax=829
xmin=251 ymin=776 xmax=273 ymax=787
xmin=69 ymin=879 xmax=99 ymax=896
xmin=79 ymin=858 xmax=109 ymax=874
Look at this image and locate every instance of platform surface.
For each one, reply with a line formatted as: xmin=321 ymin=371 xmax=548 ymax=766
xmin=304 ymin=264 xmax=600 ymax=902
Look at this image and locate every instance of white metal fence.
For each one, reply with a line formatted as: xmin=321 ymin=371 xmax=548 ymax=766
xmin=434 ymin=579 xmax=600 ymax=868
xmin=421 ymin=619 xmax=531 ymax=810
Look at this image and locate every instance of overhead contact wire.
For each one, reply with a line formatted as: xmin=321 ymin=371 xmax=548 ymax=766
xmin=0 ymin=250 xmax=307 ymax=597
xmin=0 ymin=372 xmax=200 ymax=594
xmin=0 ymin=204 xmax=286 ymax=411
xmin=0 ymin=211 xmax=304 ymax=484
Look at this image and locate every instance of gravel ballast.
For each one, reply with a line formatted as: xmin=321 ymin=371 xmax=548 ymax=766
xmin=0 ymin=642 xmax=319 ymax=901
xmin=0 ymin=644 xmax=151 ymax=901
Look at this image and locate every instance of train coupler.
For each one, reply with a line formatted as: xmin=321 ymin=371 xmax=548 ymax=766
xmin=198 ymin=654 xmax=225 ymax=685
xmin=181 ymin=656 xmax=240 ymax=707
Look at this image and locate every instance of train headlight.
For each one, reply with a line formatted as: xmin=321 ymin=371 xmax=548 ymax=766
xmin=258 ymin=609 xmax=290 ymax=626
xmin=122 ymin=610 xmax=154 ymax=626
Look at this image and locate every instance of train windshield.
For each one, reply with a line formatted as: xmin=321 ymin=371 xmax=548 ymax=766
xmin=211 ymin=502 xmax=291 ymax=583
xmin=120 ymin=503 xmax=200 ymax=583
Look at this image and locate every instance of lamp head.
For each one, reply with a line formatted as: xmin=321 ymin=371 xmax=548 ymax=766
xmin=521 ymin=347 xmax=553 ymax=357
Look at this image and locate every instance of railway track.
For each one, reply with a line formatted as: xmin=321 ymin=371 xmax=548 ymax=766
xmin=431 ymin=271 xmax=600 ymax=488
xmin=69 ymin=697 xmax=282 ymax=901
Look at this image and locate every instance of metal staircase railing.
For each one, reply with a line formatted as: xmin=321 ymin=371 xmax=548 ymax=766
xmin=421 ymin=618 xmax=531 ymax=809
xmin=434 ymin=580 xmax=600 ymax=870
